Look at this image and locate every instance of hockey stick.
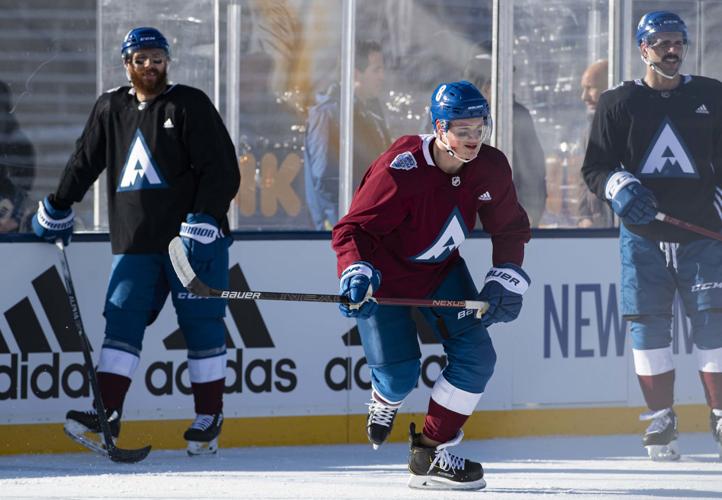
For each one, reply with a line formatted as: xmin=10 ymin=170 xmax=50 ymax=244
xmin=168 ymin=237 xmax=489 ymax=315
xmin=56 ymin=241 xmax=151 ymax=463
xmin=656 ymin=212 xmax=722 ymax=242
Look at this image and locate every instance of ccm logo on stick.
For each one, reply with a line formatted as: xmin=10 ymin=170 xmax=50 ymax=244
xmin=221 ymin=291 xmax=261 ymax=299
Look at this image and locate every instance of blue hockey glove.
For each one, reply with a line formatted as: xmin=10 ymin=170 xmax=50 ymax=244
xmin=478 ymin=263 xmax=531 ymax=327
xmin=339 ymin=261 xmax=382 ymax=319
xmin=605 ymin=170 xmax=657 ymax=225
xmin=31 ymin=196 xmax=74 ymax=245
xmin=179 ymin=213 xmax=229 ymax=273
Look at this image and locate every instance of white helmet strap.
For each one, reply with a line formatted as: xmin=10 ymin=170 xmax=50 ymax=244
xmin=436 ymin=130 xmax=477 ymax=163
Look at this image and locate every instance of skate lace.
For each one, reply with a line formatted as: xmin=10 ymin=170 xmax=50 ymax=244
xmin=366 ymin=400 xmax=398 ymax=427
xmin=429 ymin=429 xmax=466 ymax=473
xmin=81 ymin=409 xmax=119 ymax=422
xmin=640 ymin=408 xmax=672 ymax=434
xmin=189 ymin=414 xmax=216 ymax=431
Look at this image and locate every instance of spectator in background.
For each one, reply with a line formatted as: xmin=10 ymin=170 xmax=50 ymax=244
xmin=304 ymin=40 xmax=392 ymax=230
xmin=577 ymin=59 xmax=614 ymax=228
xmin=0 ymin=81 xmax=35 ymax=232
xmin=463 ymin=41 xmax=547 ymax=227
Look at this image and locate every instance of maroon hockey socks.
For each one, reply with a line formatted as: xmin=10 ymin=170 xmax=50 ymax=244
xmin=97 ymin=371 xmax=131 ymax=412
xmin=191 ymin=379 xmax=225 ymax=414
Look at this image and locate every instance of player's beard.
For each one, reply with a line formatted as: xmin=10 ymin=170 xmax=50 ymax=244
xmin=129 ymin=66 xmax=168 ymax=96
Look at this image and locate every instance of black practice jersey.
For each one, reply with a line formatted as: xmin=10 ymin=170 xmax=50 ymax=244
xmin=582 ymin=75 xmax=722 ymax=242
xmin=54 ymin=84 xmax=240 ymax=253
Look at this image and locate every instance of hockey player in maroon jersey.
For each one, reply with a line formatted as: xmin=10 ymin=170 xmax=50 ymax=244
xmin=31 ymin=27 xmax=240 ymax=455
xmin=332 ymin=80 xmax=531 ymax=490
xmin=583 ymin=11 xmax=722 ymax=461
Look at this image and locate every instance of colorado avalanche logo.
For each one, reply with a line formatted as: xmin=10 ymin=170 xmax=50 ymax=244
xmin=638 ymin=118 xmax=698 ymax=179
xmin=412 ymin=207 xmax=469 ymax=263
xmin=389 ymin=152 xmax=417 ymax=171
xmin=117 ymin=129 xmax=168 ymax=191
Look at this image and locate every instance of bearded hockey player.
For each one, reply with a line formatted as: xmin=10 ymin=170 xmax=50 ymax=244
xmin=583 ymin=11 xmax=722 ymax=461
xmin=32 ymin=27 xmax=240 ymax=456
xmin=332 ymin=80 xmax=531 ymax=490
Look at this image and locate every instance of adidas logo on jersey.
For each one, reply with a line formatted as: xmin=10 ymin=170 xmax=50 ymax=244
xmin=163 ymin=118 xmax=174 ymax=128
xmin=695 ymin=104 xmax=710 ymax=114
xmin=478 ymin=191 xmax=492 ymax=201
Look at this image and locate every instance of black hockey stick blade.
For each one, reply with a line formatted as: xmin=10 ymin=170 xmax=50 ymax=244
xmin=108 ymin=443 xmax=152 ymax=463
xmin=168 ymin=237 xmax=489 ymax=314
xmin=56 ymin=241 xmax=152 ymax=463
xmin=64 ymin=426 xmax=151 ymax=463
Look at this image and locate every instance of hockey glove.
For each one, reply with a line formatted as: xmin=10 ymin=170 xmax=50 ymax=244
xmin=179 ymin=213 xmax=229 ymax=274
xmin=31 ymin=195 xmax=74 ymax=245
xmin=605 ymin=170 xmax=657 ymax=225
xmin=339 ymin=261 xmax=382 ymax=319
xmin=478 ymin=263 xmax=530 ymax=327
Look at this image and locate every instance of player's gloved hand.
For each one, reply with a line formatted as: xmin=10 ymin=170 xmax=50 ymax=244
xmin=31 ymin=195 xmax=74 ymax=245
xmin=605 ymin=170 xmax=657 ymax=225
xmin=179 ymin=213 xmax=228 ymax=273
xmin=478 ymin=263 xmax=531 ymax=327
xmin=339 ymin=261 xmax=382 ymax=319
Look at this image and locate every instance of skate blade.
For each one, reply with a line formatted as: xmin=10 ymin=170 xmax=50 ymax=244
xmin=64 ymin=420 xmax=116 ymax=456
xmin=186 ymin=437 xmax=219 ymax=456
xmin=645 ymin=441 xmax=680 ymax=461
xmin=407 ymin=473 xmax=486 ymax=491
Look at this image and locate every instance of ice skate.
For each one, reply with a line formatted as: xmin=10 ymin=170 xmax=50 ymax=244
xmin=366 ymin=392 xmax=401 ymax=449
xmin=640 ymin=408 xmax=680 ymax=461
xmin=407 ymin=423 xmax=486 ymax=490
xmin=184 ymin=413 xmax=223 ymax=456
xmin=710 ymin=409 xmax=722 ymax=460
xmin=64 ymin=408 xmax=121 ymax=454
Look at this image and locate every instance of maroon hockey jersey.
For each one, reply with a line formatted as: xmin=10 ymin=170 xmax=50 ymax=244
xmin=332 ymin=135 xmax=531 ymax=299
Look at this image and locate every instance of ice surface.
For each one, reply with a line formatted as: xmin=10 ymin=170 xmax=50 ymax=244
xmin=1 ymin=433 xmax=721 ymax=499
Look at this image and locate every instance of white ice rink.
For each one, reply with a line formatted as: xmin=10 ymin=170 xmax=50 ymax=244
xmin=1 ymin=433 xmax=721 ymax=500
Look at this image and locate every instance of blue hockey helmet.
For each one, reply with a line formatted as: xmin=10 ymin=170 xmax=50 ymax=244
xmin=635 ymin=11 xmax=687 ymax=46
xmin=429 ymin=80 xmax=490 ymax=132
xmin=121 ymin=27 xmax=170 ymax=61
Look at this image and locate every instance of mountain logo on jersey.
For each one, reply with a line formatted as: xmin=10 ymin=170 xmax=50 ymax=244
xmin=390 ymin=151 xmax=417 ymax=170
xmin=117 ymin=129 xmax=169 ymax=191
xmin=638 ymin=118 xmax=698 ymax=179
xmin=412 ymin=207 xmax=468 ymax=263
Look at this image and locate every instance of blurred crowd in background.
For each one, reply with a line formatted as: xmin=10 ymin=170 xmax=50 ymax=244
xmin=2 ymin=0 xmax=721 ymax=234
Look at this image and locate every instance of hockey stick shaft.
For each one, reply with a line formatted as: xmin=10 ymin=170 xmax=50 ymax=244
xmin=56 ymin=241 xmax=151 ymax=463
xmin=168 ymin=237 xmax=488 ymax=314
xmin=655 ymin=212 xmax=722 ymax=242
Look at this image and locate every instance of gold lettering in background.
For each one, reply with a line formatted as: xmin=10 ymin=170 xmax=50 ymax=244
xmin=236 ymin=152 xmax=302 ymax=217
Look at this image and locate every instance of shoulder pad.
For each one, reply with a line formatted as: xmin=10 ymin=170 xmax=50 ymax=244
xmin=389 ymin=151 xmax=417 ymax=171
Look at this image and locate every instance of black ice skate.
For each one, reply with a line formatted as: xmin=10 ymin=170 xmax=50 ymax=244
xmin=184 ymin=413 xmax=223 ymax=456
xmin=407 ymin=423 xmax=486 ymax=491
xmin=64 ymin=408 xmax=121 ymax=454
xmin=366 ymin=392 xmax=401 ymax=449
xmin=710 ymin=409 xmax=722 ymax=460
xmin=640 ymin=408 xmax=679 ymax=461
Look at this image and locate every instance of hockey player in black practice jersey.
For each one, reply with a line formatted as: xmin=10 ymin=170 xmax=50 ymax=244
xmin=583 ymin=11 xmax=722 ymax=461
xmin=31 ymin=27 xmax=240 ymax=456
